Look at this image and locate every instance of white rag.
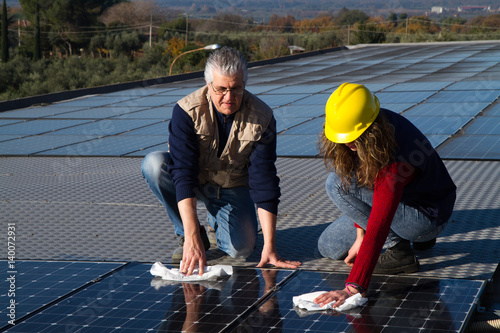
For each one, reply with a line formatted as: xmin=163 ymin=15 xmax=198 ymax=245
xmin=293 ymin=291 xmax=367 ymax=312
xmin=150 ymin=261 xmax=233 ymax=282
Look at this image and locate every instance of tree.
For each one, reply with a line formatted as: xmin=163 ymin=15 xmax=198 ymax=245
xmin=20 ymin=0 xmax=127 ymax=56
xmin=1 ymin=0 xmax=8 ymax=62
xmin=335 ymin=8 xmax=369 ymax=26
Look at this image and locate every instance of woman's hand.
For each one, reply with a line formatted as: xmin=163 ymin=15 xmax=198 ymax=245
xmin=313 ymin=289 xmax=350 ymax=308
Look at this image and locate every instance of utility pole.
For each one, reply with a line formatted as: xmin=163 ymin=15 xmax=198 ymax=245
xmin=149 ymin=14 xmax=152 ymax=48
xmin=185 ymin=13 xmax=188 ymax=45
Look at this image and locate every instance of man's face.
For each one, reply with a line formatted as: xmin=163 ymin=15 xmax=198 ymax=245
xmin=207 ymin=70 xmax=244 ymax=116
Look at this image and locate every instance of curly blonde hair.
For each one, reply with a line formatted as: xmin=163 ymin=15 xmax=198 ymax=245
xmin=319 ymin=112 xmax=397 ymax=191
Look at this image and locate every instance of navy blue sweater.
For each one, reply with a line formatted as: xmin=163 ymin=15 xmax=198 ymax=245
xmin=167 ymin=102 xmax=281 ymax=215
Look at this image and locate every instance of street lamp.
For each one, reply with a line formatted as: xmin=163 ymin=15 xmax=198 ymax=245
xmin=169 ymin=44 xmax=220 ymax=76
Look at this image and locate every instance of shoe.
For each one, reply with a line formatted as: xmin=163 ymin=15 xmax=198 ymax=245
xmin=373 ymin=240 xmax=420 ymax=275
xmin=171 ymin=225 xmax=211 ymax=264
xmin=413 ymin=238 xmax=436 ymax=251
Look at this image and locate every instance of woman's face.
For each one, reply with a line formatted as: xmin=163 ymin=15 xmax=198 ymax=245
xmin=345 ymin=141 xmax=357 ymax=151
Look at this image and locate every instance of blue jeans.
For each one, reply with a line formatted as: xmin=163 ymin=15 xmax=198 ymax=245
xmin=141 ymin=151 xmax=258 ymax=258
xmin=317 ymin=172 xmax=447 ymax=260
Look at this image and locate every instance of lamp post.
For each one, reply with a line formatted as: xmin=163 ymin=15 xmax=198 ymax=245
xmin=169 ymin=44 xmax=220 ymax=76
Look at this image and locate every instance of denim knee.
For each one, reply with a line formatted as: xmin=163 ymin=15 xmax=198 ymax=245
xmin=141 ymin=151 xmax=168 ymax=181
xmin=223 ymin=235 xmax=256 ymax=259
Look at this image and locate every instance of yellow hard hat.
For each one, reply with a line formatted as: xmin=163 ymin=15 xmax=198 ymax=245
xmin=324 ymin=82 xmax=380 ymax=143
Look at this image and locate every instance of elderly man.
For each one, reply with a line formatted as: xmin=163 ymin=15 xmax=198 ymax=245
xmin=142 ymin=47 xmax=300 ymax=275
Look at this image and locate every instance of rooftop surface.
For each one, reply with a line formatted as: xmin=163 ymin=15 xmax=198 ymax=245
xmin=1 ymin=41 xmax=500 ymax=332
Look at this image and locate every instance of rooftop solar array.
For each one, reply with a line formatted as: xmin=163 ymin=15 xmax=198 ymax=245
xmin=0 ymin=262 xmax=485 ymax=332
xmin=1 ymin=42 xmax=500 ymax=332
xmin=1 ymin=42 xmax=500 ymax=159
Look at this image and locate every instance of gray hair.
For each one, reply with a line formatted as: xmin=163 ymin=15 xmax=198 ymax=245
xmin=204 ymin=46 xmax=248 ymax=86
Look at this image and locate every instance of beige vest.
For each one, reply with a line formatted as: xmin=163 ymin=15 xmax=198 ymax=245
xmin=177 ymin=86 xmax=273 ymax=188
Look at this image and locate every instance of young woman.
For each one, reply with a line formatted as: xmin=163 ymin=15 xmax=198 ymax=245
xmin=314 ymin=82 xmax=456 ymax=308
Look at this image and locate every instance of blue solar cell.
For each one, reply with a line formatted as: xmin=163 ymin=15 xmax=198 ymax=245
xmin=121 ymin=121 xmax=169 ymax=136
xmin=0 ymin=261 xmax=124 ymax=323
xmin=0 ymin=106 xmax=87 ymax=119
xmin=382 ymin=103 xmax=416 ymax=113
xmin=277 ymin=135 xmax=319 ymax=156
xmin=111 ymin=95 xmax=180 ymax=107
xmin=258 ymin=94 xmax=310 ymax=107
xmin=276 ymin=117 xmax=312 ymax=133
xmin=427 ymin=90 xmax=500 ymax=103
xmin=438 ymin=135 xmax=500 ymax=160
xmin=273 ymin=105 xmax=324 ymax=118
xmin=112 ymin=106 xmax=174 ymax=119
xmin=405 ymin=116 xmax=472 ymax=135
xmin=56 ymin=96 xmax=134 ymax=107
xmin=463 ymin=117 xmax=500 ymax=135
xmin=45 ymin=106 xmax=147 ymax=119
xmin=48 ymin=119 xmax=160 ymax=136
xmin=246 ymin=85 xmax=282 ymax=94
xmin=375 ymin=91 xmax=435 ymax=104
xmin=282 ymin=117 xmax=324 ymax=135
xmin=124 ymin=143 xmax=169 ymax=156
xmin=403 ymin=102 xmax=488 ymax=117
xmin=384 ymin=82 xmax=453 ymax=92
xmin=426 ymin=134 xmax=451 ymax=148
xmin=35 ymin=135 xmax=166 ymax=156
xmin=0 ymin=134 xmax=92 ymax=155
xmin=269 ymin=84 xmax=336 ymax=94
xmin=290 ymin=94 xmax=330 ymax=106
xmin=485 ymin=103 xmax=500 ymax=116
xmin=0 ymin=135 xmax=19 ymax=143
xmin=0 ymin=119 xmax=24 ymax=126
xmin=447 ymin=81 xmax=500 ymax=91
xmin=0 ymin=119 xmax=90 ymax=135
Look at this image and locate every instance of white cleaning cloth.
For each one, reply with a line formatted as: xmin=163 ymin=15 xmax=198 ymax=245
xmin=293 ymin=291 xmax=367 ymax=312
xmin=150 ymin=261 xmax=233 ymax=282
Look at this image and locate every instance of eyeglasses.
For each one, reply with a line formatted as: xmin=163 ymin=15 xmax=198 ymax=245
xmin=210 ymin=83 xmax=244 ymax=96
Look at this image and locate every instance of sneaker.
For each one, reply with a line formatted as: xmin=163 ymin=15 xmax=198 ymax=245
xmin=171 ymin=225 xmax=211 ymax=264
xmin=413 ymin=237 xmax=436 ymax=251
xmin=373 ymin=240 xmax=420 ymax=275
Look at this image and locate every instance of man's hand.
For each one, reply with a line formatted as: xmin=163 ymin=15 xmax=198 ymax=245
xmin=257 ymin=248 xmax=301 ymax=269
xmin=180 ymin=232 xmax=207 ymax=276
xmin=178 ymin=197 xmax=206 ymax=276
xmin=256 ymin=208 xmax=301 ymax=269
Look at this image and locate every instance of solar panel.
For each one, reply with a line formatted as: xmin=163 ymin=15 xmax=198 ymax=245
xmin=384 ymin=81 xmax=453 ymax=92
xmin=276 ymin=117 xmax=312 ymax=133
xmin=277 ymin=135 xmax=319 ymax=156
xmin=273 ymin=105 xmax=324 ymax=118
xmin=405 ymin=115 xmax=472 ymax=135
xmin=375 ymin=91 xmax=435 ymax=104
xmin=0 ymin=135 xmax=99 ymax=155
xmin=258 ymin=94 xmax=310 ymax=107
xmin=282 ymin=117 xmax=325 ymax=135
xmin=120 ymin=121 xmax=169 ymax=136
xmin=45 ymin=106 xmax=147 ymax=119
xmin=124 ymin=142 xmax=169 ymax=156
xmin=427 ymin=90 xmax=500 ymax=103
xmin=3 ymin=263 xmax=295 ymax=332
xmin=447 ymin=81 xmax=500 ymax=90
xmin=0 ymin=260 xmax=124 ymax=326
xmin=111 ymin=106 xmax=174 ymax=120
xmin=403 ymin=102 xmax=489 ymax=117
xmin=0 ymin=106 xmax=87 ymax=119
xmin=47 ymin=119 xmax=160 ymax=136
xmin=0 ymin=119 xmax=91 ymax=135
xmin=438 ymin=135 xmax=500 ymax=160
xmin=240 ymin=270 xmax=485 ymax=333
xmin=36 ymin=135 xmax=167 ymax=156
